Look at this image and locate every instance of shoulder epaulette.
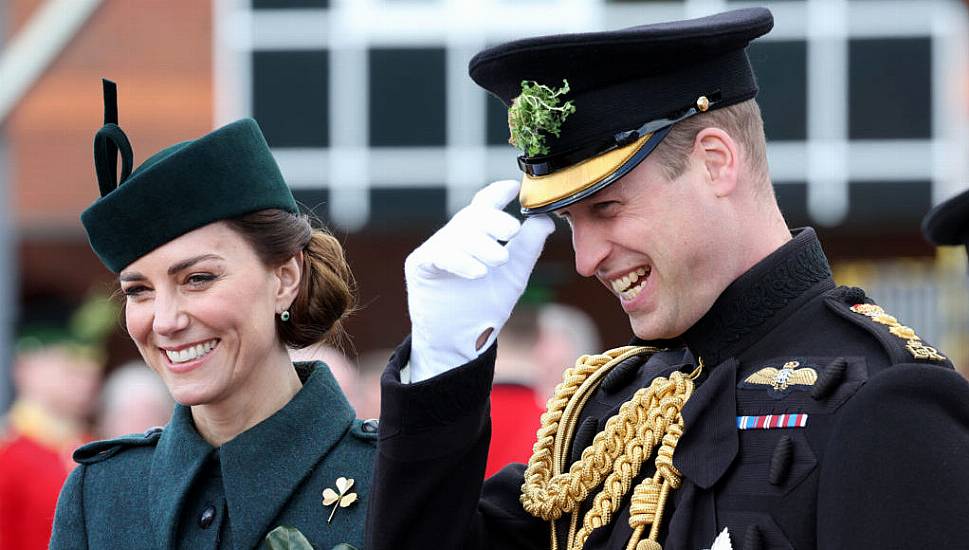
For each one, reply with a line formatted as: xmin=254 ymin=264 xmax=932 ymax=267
xmin=824 ymin=286 xmax=952 ymax=368
xmin=73 ymin=426 xmax=163 ymax=465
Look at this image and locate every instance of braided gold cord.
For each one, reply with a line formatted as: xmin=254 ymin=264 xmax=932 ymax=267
xmin=520 ymin=345 xmax=698 ymax=550
xmin=521 ymin=347 xmax=652 ymax=520
xmin=570 ymin=374 xmax=692 ymax=550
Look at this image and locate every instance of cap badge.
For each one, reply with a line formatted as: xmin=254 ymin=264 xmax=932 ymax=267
xmin=696 ymin=95 xmax=710 ymax=112
xmin=507 ymin=79 xmax=576 ymax=157
xmin=741 ymin=361 xmax=818 ymax=399
xmin=849 ymin=304 xmax=947 ymax=362
xmin=322 ymin=477 xmax=358 ymax=523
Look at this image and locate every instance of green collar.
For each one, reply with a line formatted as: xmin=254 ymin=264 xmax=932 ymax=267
xmin=148 ymin=362 xmax=355 ymax=549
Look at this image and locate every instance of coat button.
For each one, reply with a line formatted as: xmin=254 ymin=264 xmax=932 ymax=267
xmin=198 ymin=504 xmax=216 ymax=529
xmin=362 ymin=419 xmax=379 ymax=433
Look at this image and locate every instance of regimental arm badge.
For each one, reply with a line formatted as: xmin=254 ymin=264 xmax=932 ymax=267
xmin=741 ymin=361 xmax=818 ymax=399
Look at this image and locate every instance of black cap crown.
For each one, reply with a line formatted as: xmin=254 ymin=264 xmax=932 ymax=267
xmin=469 ymin=8 xmax=774 ymax=214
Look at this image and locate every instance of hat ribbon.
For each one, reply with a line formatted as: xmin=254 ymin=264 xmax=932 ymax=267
xmin=93 ymin=79 xmax=134 ymax=197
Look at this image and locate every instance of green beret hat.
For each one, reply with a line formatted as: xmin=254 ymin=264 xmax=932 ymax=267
xmin=81 ymin=80 xmax=298 ymax=272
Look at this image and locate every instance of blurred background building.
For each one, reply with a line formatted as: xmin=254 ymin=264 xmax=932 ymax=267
xmin=1 ymin=0 xmax=968 ymax=418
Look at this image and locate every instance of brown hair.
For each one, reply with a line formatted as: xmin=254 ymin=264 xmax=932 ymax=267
xmin=226 ymin=209 xmax=356 ymax=350
xmin=651 ymin=99 xmax=771 ymax=195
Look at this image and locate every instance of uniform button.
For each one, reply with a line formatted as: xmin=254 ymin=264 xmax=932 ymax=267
xmin=362 ymin=419 xmax=379 ymax=433
xmin=198 ymin=504 xmax=216 ymax=529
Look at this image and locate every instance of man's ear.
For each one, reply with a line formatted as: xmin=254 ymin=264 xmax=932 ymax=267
xmin=694 ymin=127 xmax=739 ymax=198
xmin=275 ymin=251 xmax=303 ymax=311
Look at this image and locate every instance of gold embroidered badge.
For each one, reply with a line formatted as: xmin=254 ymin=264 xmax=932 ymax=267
xmin=322 ymin=477 xmax=358 ymax=523
xmin=849 ymin=303 xmax=946 ymax=362
xmin=743 ymin=361 xmax=818 ymax=398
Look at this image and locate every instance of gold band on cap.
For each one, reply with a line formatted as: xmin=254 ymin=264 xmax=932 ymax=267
xmin=519 ymin=132 xmax=654 ymax=211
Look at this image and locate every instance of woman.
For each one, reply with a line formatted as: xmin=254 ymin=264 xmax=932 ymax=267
xmin=50 ymin=81 xmax=374 ymax=549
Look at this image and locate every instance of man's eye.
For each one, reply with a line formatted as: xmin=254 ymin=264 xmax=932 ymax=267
xmin=593 ymin=201 xmax=621 ymax=214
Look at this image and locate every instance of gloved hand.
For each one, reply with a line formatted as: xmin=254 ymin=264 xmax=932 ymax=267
xmin=406 ymin=179 xmax=556 ymax=382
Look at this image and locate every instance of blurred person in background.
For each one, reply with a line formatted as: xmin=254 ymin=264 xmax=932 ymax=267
xmin=0 ymin=296 xmax=110 ymax=550
xmin=533 ymin=302 xmax=601 ymax=401
xmin=290 ymin=344 xmax=360 ymax=412
xmin=96 ymin=361 xmax=173 ymax=440
xmin=50 ymin=81 xmax=373 ymax=549
xmin=923 ymin=188 xmax=969 ymax=273
xmin=355 ymin=349 xmax=394 ymax=421
xmin=485 ymin=307 xmax=544 ymax=477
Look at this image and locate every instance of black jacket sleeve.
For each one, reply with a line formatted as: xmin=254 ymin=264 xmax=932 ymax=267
xmin=365 ymin=337 xmax=546 ymax=550
xmin=818 ymin=364 xmax=969 ymax=549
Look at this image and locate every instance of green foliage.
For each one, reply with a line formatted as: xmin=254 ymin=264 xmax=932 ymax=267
xmin=69 ymin=293 xmax=119 ymax=344
xmin=262 ymin=526 xmax=314 ymax=550
xmin=507 ymin=79 xmax=576 ymax=157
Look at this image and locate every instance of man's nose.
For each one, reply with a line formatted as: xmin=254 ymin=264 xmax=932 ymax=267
xmin=571 ymin=222 xmax=610 ymax=278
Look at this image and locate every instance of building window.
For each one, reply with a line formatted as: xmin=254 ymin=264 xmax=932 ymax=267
xmin=369 ymin=48 xmax=447 ymax=147
xmin=849 ymin=38 xmax=932 ymax=140
xmin=252 ymin=50 xmax=329 ymax=148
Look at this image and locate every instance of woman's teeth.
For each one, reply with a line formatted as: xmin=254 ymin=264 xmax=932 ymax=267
xmin=611 ymin=267 xmax=650 ymax=300
xmin=165 ymin=340 xmax=218 ymax=364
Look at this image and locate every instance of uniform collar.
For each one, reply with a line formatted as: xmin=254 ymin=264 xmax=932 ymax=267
xmin=682 ymin=227 xmax=834 ymax=368
xmin=148 ymin=362 xmax=355 ymax=550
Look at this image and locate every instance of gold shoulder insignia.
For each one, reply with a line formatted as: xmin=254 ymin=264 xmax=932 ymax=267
xmin=742 ymin=361 xmax=818 ymax=399
xmin=849 ymin=303 xmax=946 ymax=362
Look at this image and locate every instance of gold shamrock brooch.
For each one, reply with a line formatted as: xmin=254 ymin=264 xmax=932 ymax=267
xmin=322 ymin=477 xmax=358 ymax=523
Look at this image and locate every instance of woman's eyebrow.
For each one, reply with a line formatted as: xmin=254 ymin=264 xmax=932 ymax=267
xmin=119 ymin=272 xmax=145 ymax=283
xmin=167 ymin=254 xmax=224 ymax=276
xmin=118 ymin=254 xmax=224 ymax=282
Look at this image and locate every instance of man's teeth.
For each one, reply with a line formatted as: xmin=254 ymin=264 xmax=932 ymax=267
xmin=610 ymin=267 xmax=649 ymax=294
xmin=165 ymin=340 xmax=218 ymax=364
xmin=620 ymin=280 xmax=647 ymax=300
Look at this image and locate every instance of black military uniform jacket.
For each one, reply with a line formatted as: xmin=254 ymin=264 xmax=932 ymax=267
xmin=51 ymin=363 xmax=376 ymax=549
xmin=367 ymin=228 xmax=969 ymax=550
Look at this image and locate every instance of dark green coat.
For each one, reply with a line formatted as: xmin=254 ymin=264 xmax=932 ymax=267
xmin=50 ymin=363 xmax=375 ymax=549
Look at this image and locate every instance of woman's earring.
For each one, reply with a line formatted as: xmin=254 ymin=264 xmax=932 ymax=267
xmin=280 ymin=310 xmax=291 ymax=322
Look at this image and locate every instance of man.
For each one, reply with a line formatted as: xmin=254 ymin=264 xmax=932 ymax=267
xmin=96 ymin=361 xmax=172 ymax=439
xmin=923 ymin=187 xmax=969 ymax=269
xmin=486 ymin=307 xmax=544 ymax=478
xmin=0 ymin=303 xmax=104 ymax=550
xmin=367 ymin=8 xmax=969 ymax=550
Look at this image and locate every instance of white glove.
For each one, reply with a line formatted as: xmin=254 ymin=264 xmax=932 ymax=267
xmin=405 ymin=179 xmax=556 ymax=383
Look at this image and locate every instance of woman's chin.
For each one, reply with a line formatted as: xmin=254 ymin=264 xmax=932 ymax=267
xmin=166 ymin=384 xmax=218 ymax=407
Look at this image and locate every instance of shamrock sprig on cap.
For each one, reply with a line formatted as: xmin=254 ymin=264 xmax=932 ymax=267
xmin=507 ymin=79 xmax=576 ymax=157
xmin=322 ymin=477 xmax=358 ymax=523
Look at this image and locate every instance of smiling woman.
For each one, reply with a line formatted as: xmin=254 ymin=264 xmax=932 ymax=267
xmin=49 ymin=81 xmax=373 ymax=550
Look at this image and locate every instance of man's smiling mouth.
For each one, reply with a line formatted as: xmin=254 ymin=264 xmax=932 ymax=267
xmin=609 ymin=266 xmax=650 ymax=300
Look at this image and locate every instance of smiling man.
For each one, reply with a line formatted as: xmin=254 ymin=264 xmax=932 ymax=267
xmin=367 ymin=8 xmax=969 ymax=550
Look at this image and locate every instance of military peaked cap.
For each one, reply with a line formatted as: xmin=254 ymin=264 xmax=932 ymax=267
xmin=469 ymin=7 xmax=773 ymax=214
xmin=922 ymin=188 xmax=969 ymax=258
xmin=81 ymin=80 xmax=298 ymax=273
